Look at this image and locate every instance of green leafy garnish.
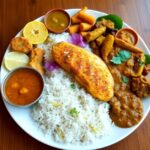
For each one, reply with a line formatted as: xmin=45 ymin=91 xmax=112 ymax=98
xmin=122 ymin=75 xmax=129 ymax=84
xmin=69 ymin=108 xmax=79 ymax=117
xmin=137 ymin=58 xmax=145 ymax=66
xmin=96 ymin=14 xmax=123 ymax=29
xmin=145 ymin=54 xmax=150 ymax=64
xmin=110 ymin=50 xmax=131 ymax=64
xmin=70 ymin=83 xmax=75 ymax=89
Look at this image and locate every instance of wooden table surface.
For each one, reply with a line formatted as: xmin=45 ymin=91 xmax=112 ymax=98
xmin=0 ymin=0 xmax=150 ymax=149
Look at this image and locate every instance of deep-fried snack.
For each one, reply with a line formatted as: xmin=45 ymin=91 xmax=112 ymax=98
xmin=29 ymin=48 xmax=45 ymax=74
xmin=80 ymin=23 xmax=93 ymax=31
xmin=101 ymin=34 xmax=114 ymax=61
xmin=10 ymin=36 xmax=33 ymax=54
xmin=90 ymin=41 xmax=100 ymax=56
xmin=71 ymin=6 xmax=88 ymax=24
xmin=115 ymin=37 xmax=143 ymax=53
xmin=78 ymin=12 xmax=96 ymax=25
xmin=68 ymin=24 xmax=80 ymax=34
xmin=84 ymin=26 xmax=106 ymax=42
xmin=52 ymin=42 xmax=114 ymax=101
xmin=95 ymin=35 xmax=105 ymax=46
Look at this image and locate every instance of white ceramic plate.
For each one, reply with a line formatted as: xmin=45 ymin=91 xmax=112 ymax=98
xmin=1 ymin=9 xmax=150 ymax=150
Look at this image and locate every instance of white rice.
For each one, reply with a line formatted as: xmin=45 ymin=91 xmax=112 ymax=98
xmin=32 ymin=33 xmax=112 ymax=144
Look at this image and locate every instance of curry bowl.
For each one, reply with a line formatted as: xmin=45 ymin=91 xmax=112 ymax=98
xmin=44 ymin=8 xmax=71 ymax=33
xmin=1 ymin=66 xmax=44 ymax=107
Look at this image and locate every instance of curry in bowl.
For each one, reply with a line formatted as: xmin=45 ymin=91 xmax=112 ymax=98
xmin=1 ymin=67 xmax=44 ymax=107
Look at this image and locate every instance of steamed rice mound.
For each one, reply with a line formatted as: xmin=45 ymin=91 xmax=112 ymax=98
xmin=31 ymin=33 xmax=112 ymax=144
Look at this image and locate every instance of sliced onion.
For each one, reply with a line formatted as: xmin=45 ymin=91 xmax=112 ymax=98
xmin=68 ymin=33 xmax=86 ymax=48
xmin=44 ymin=60 xmax=59 ymax=72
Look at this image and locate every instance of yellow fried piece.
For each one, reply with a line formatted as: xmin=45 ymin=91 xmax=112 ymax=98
xmin=52 ymin=42 xmax=114 ymax=101
xmin=115 ymin=37 xmax=143 ymax=53
xmin=101 ymin=34 xmax=114 ymax=62
xmin=96 ymin=35 xmax=105 ymax=46
xmin=84 ymin=26 xmax=106 ymax=42
xmin=29 ymin=48 xmax=45 ymax=74
xmin=10 ymin=37 xmax=33 ymax=54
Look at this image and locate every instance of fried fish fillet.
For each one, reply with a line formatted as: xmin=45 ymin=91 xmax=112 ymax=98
xmin=52 ymin=42 xmax=114 ymax=101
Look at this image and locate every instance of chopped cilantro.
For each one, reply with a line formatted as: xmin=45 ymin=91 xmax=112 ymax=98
xmin=70 ymin=83 xmax=75 ymax=89
xmin=110 ymin=50 xmax=131 ymax=64
xmin=122 ymin=75 xmax=129 ymax=84
xmin=110 ymin=56 xmax=122 ymax=64
xmin=69 ymin=108 xmax=79 ymax=117
xmin=145 ymin=54 xmax=150 ymax=64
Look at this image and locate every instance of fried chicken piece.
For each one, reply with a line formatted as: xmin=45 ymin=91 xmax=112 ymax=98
xmin=52 ymin=42 xmax=114 ymax=101
xmin=10 ymin=37 xmax=33 ymax=54
xmin=29 ymin=48 xmax=45 ymax=74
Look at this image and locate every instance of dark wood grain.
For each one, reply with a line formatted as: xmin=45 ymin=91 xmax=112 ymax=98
xmin=0 ymin=0 xmax=150 ymax=150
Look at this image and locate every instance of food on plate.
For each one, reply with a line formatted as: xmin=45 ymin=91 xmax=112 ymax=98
xmin=84 ymin=26 xmax=106 ymax=42
xmin=2 ymin=7 xmax=150 ymax=146
xmin=23 ymin=21 xmax=48 ymax=44
xmin=10 ymin=37 xmax=33 ymax=54
xmin=44 ymin=9 xmax=71 ymax=33
xmin=29 ymin=48 xmax=45 ymax=74
xmin=116 ymin=28 xmax=138 ymax=45
xmin=109 ymin=91 xmax=143 ymax=128
xmin=32 ymin=68 xmax=112 ymax=144
xmin=100 ymin=34 xmax=114 ymax=61
xmin=96 ymin=18 xmax=115 ymax=29
xmin=79 ymin=23 xmax=93 ymax=31
xmin=68 ymin=24 xmax=80 ymax=34
xmin=95 ymin=35 xmax=105 ymax=46
xmin=78 ymin=11 xmax=96 ymax=25
xmin=71 ymin=6 xmax=88 ymax=24
xmin=68 ymin=33 xmax=86 ymax=48
xmin=4 ymin=52 xmax=29 ymax=71
xmin=131 ymin=76 xmax=150 ymax=98
xmin=3 ymin=67 xmax=44 ymax=106
xmin=90 ymin=41 xmax=100 ymax=56
xmin=114 ymin=37 xmax=143 ymax=53
xmin=52 ymin=42 xmax=114 ymax=101
xmin=70 ymin=7 xmax=95 ymax=34
xmin=96 ymin=14 xmax=123 ymax=29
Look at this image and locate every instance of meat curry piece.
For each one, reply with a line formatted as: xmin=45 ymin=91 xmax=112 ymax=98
xmin=131 ymin=76 xmax=150 ymax=98
xmin=105 ymin=46 xmax=144 ymax=128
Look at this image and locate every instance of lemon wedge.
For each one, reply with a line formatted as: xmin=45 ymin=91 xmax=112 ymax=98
xmin=23 ymin=21 xmax=48 ymax=44
xmin=4 ymin=52 xmax=29 ymax=71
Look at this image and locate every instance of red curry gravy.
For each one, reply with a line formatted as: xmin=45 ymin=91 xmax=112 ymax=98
xmin=5 ymin=68 xmax=43 ymax=106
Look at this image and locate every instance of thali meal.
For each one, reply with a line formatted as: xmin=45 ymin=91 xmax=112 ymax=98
xmin=1 ymin=7 xmax=150 ymax=144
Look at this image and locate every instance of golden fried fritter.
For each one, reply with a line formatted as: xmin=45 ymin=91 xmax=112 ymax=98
xmin=10 ymin=36 xmax=33 ymax=54
xmin=29 ymin=48 xmax=45 ymax=74
xmin=52 ymin=42 xmax=114 ymax=101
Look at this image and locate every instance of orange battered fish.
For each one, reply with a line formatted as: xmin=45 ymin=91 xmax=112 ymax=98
xmin=52 ymin=42 xmax=114 ymax=101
